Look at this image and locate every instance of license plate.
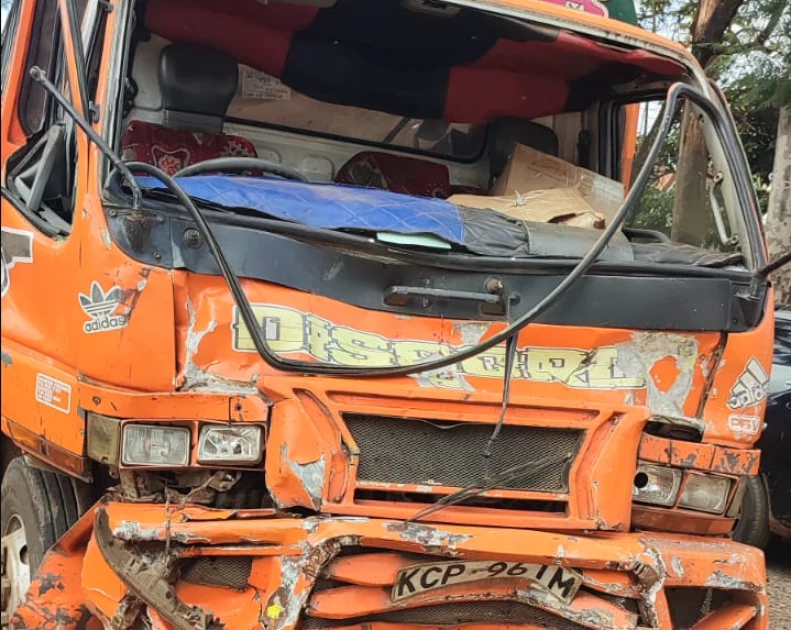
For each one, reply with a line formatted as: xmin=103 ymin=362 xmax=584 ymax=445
xmin=391 ymin=560 xmax=582 ymax=604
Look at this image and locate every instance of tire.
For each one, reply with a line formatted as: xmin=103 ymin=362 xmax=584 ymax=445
xmin=732 ymin=475 xmax=771 ymax=550
xmin=1 ymin=456 xmax=80 ymax=577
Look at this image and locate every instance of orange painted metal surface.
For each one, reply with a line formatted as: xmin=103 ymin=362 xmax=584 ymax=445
xmin=638 ymin=433 xmax=761 ymax=476
xmin=10 ymin=507 xmax=101 ymax=630
xmin=11 ymin=502 xmax=769 ymax=629
xmin=620 ymin=104 xmax=640 ymax=188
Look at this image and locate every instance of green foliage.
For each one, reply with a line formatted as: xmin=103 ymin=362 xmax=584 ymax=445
xmin=718 ymin=0 xmax=791 ymax=108
xmin=730 ymin=106 xmax=778 ymax=209
xmin=629 ymin=185 xmax=675 ymax=234
xmin=635 ymin=0 xmax=789 ymax=212
xmin=629 ymin=119 xmax=680 ymax=235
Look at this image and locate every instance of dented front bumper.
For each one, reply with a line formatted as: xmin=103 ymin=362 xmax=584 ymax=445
xmin=12 ymin=501 xmax=768 ymax=630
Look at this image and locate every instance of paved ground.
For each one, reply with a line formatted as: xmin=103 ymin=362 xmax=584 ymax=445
xmin=768 ymin=539 xmax=791 ymax=629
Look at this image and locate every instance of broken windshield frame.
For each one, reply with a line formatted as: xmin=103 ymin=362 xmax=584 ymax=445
xmin=80 ymin=0 xmax=767 ymax=376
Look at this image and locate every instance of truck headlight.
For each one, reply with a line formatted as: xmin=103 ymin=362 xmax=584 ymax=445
xmin=679 ymin=472 xmax=732 ymax=514
xmin=633 ymin=464 xmax=682 ymax=507
xmin=197 ymin=425 xmax=263 ymax=464
xmin=122 ymin=424 xmax=190 ymax=466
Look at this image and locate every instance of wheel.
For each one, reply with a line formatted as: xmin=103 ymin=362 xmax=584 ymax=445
xmin=1 ymin=457 xmax=81 ymax=625
xmin=732 ymin=475 xmax=771 ymax=550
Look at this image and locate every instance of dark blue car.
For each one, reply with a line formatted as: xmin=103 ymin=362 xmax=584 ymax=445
xmin=734 ymin=307 xmax=791 ymax=548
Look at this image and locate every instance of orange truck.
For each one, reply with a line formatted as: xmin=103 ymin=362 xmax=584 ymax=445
xmin=1 ymin=0 xmax=787 ymax=627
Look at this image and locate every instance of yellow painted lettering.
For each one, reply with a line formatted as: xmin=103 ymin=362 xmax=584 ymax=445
xmin=306 ymin=314 xmax=332 ymax=362
xmin=234 ymin=306 xmax=305 ymax=354
xmin=329 ymin=327 xmax=394 ymax=367
xmin=392 ymin=340 xmax=444 ymax=367
xmin=461 ymin=347 xmax=506 ymax=378
xmin=584 ymin=348 xmax=645 ymax=388
xmin=527 ymin=348 xmax=587 ymax=384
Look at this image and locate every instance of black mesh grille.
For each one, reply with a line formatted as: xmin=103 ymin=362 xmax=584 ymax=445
xmin=302 ymin=602 xmax=586 ymax=629
xmin=179 ymin=556 xmax=253 ymax=590
xmin=665 ymin=588 xmax=731 ymax=630
xmin=345 ymin=414 xmax=583 ymax=492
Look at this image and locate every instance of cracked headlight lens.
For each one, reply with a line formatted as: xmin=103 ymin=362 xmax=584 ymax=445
xmin=122 ymin=424 xmax=190 ymax=466
xmin=679 ymin=472 xmax=732 ymax=514
xmin=197 ymin=425 xmax=263 ymax=464
xmin=633 ymin=463 xmax=682 ymax=507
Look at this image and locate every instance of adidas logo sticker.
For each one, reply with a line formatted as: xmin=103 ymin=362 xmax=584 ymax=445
xmin=79 ymin=281 xmax=128 ymax=334
xmin=726 ymin=358 xmax=769 ymax=410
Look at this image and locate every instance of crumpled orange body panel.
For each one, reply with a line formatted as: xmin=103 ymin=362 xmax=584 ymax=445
xmin=11 ymin=501 xmax=769 ymax=630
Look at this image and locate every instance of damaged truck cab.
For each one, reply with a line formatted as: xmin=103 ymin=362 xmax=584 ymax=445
xmin=0 ymin=0 xmax=781 ymax=627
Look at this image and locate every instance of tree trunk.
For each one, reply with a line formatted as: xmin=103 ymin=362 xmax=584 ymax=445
xmin=672 ymin=108 xmax=715 ymax=244
xmin=672 ymin=0 xmax=747 ymax=243
xmin=691 ymin=0 xmax=746 ymax=68
xmin=765 ymin=107 xmax=791 ymax=306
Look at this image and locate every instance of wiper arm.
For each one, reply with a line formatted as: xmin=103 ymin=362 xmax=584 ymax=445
xmin=30 ymin=67 xmax=142 ymax=208
xmin=757 ymin=251 xmax=791 ymax=279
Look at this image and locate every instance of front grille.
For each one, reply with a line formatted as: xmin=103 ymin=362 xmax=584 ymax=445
xmin=179 ymin=556 xmax=253 ymax=590
xmin=356 ymin=488 xmax=567 ymax=512
xmin=345 ymin=414 xmax=583 ymax=492
xmin=302 ymin=601 xmax=587 ymax=629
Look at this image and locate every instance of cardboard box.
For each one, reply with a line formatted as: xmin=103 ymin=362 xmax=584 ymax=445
xmin=491 ymin=144 xmax=624 ymax=223
xmin=448 ymin=188 xmax=606 ymax=229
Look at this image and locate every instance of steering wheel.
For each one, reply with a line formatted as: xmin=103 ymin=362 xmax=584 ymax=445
xmin=174 ymin=157 xmax=308 ymax=182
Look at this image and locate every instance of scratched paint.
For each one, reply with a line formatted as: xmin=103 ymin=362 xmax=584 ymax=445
xmin=384 ymin=521 xmax=472 ymax=551
xmin=614 ymin=332 xmax=699 ymax=415
xmin=179 ymin=299 xmax=258 ymax=393
xmin=284 ymin=454 xmax=326 ymax=510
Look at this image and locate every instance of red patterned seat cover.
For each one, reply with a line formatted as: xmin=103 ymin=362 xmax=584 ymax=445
xmin=122 ymin=120 xmax=258 ymax=176
xmin=335 ymin=151 xmax=451 ymax=199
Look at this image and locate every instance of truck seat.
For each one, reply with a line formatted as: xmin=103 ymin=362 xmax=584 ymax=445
xmin=488 ymin=118 xmax=560 ymax=178
xmin=335 ymin=151 xmax=451 ymax=198
xmin=122 ymin=43 xmax=257 ymax=176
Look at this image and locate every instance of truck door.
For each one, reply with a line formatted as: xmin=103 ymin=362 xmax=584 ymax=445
xmin=1 ymin=0 xmax=105 ymax=478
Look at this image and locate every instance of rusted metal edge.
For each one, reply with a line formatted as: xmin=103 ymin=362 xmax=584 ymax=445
xmin=94 ymin=508 xmax=222 ymax=630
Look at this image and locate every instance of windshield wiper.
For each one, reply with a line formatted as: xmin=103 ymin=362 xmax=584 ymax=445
xmin=29 ymin=68 xmax=142 ymax=208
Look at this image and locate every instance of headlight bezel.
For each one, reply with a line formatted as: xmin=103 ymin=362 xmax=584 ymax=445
xmin=197 ymin=424 xmax=264 ymax=465
xmin=118 ymin=421 xmax=266 ymax=468
xmin=633 ymin=460 xmax=737 ymax=516
xmin=678 ymin=471 xmax=733 ymax=514
xmin=632 ymin=463 xmax=683 ymax=507
xmin=121 ymin=423 xmax=191 ymax=467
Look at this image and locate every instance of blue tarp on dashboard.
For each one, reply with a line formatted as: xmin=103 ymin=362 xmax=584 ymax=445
xmin=136 ymin=175 xmax=465 ymax=244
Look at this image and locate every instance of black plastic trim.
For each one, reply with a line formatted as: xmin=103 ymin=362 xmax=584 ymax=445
xmin=105 ymin=208 xmax=762 ymax=331
xmin=18 ymin=0 xmax=62 ymax=136
xmin=60 ymin=0 xmax=90 ymax=118
xmin=706 ymin=79 xmax=767 ymax=272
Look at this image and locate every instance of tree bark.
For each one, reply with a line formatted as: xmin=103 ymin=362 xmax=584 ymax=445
xmin=671 ymin=109 xmax=715 ymax=244
xmin=673 ymin=0 xmax=748 ymax=243
xmin=765 ymin=107 xmax=791 ymax=305
xmin=691 ymin=0 xmax=747 ymax=68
